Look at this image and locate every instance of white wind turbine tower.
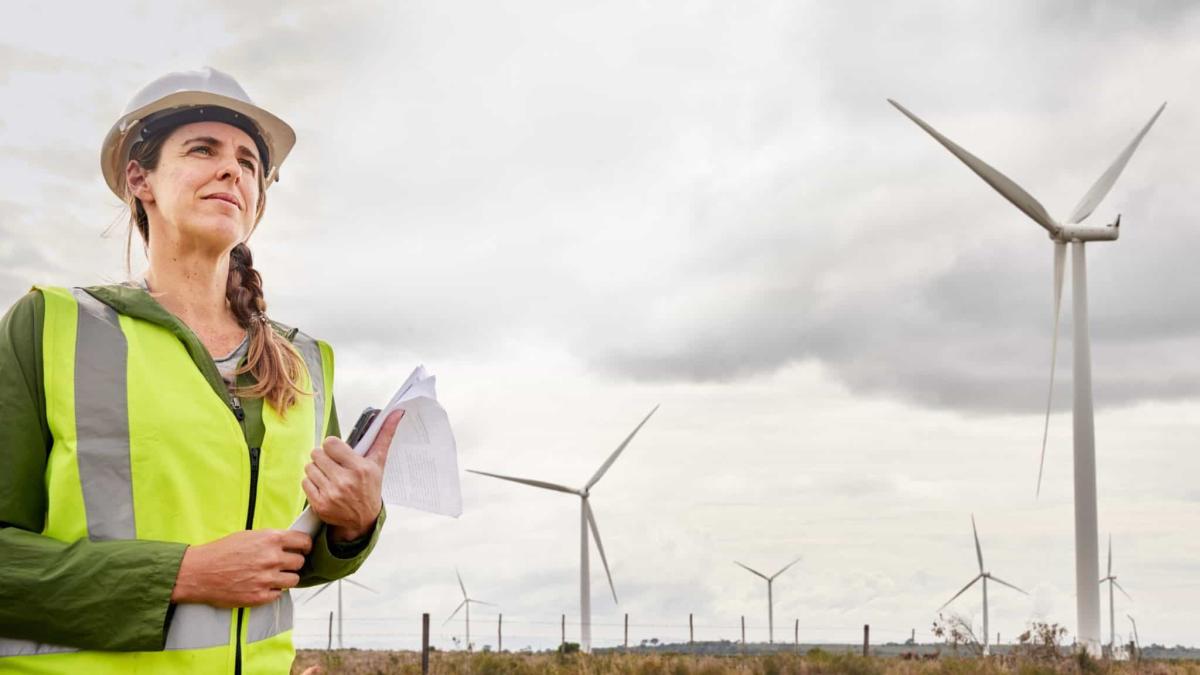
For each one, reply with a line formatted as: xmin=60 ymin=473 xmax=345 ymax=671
xmin=890 ymin=98 xmax=1165 ymax=654
xmin=938 ymin=516 xmax=1028 ymax=656
xmin=304 ymin=578 xmax=378 ymax=649
xmin=1100 ymin=536 xmax=1132 ymax=654
xmin=733 ymin=557 xmax=801 ymax=644
xmin=444 ymin=569 xmax=496 ymax=651
xmin=468 ymin=405 xmax=658 ymax=653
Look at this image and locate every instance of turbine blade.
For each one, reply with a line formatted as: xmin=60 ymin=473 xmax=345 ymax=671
xmin=971 ymin=515 xmax=984 ymax=574
xmin=1065 ymin=102 xmax=1167 ymax=224
xmin=888 ymin=99 xmax=1059 ymax=235
xmin=303 ymin=582 xmax=334 ymax=604
xmin=1038 ymin=241 xmax=1067 ymax=498
xmin=987 ymin=574 xmax=1029 ymax=596
xmin=456 ymin=568 xmax=468 ymax=599
xmin=938 ymin=575 xmax=982 ymax=612
xmin=585 ymin=405 xmax=659 ymax=490
xmin=1113 ymin=580 xmax=1132 ymax=601
xmin=1108 ymin=536 xmax=1113 ymax=577
xmin=443 ymin=599 xmax=466 ymax=625
xmin=584 ymin=500 xmax=618 ymax=604
xmin=769 ymin=556 xmax=803 ymax=581
xmin=467 ymin=469 xmax=578 ymax=495
xmin=734 ymin=561 xmax=770 ymax=581
xmin=470 ymin=599 xmax=499 ymax=607
xmin=344 ymin=578 xmax=378 ymax=594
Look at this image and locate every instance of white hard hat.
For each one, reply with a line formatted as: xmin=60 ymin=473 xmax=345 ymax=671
xmin=101 ymin=67 xmax=295 ymax=198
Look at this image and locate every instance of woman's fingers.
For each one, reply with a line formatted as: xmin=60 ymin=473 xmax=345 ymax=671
xmin=273 ymin=571 xmax=301 ymax=590
xmin=364 ymin=410 xmax=405 ymax=470
xmin=318 ymin=409 xmax=402 ymax=474
xmin=304 ymin=459 xmax=332 ymax=492
xmin=311 ymin=445 xmax=345 ymax=475
xmin=278 ymin=530 xmax=313 ymax=555
xmin=301 ymin=477 xmax=321 ymax=504
xmin=320 ymin=437 xmax=357 ymax=464
xmin=279 ymin=551 xmax=306 ymax=572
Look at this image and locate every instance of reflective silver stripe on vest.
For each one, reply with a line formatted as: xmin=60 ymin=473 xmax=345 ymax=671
xmin=0 ymin=608 xmax=233 ymax=655
xmin=0 ymin=638 xmax=77 ymax=656
xmin=66 ymin=289 xmax=233 ymax=653
xmin=246 ymin=592 xmax=294 ymax=643
xmin=292 ymin=333 xmax=326 ymax=446
xmin=72 ymin=288 xmax=135 ymax=541
xmin=163 ymin=604 xmax=233 ymax=650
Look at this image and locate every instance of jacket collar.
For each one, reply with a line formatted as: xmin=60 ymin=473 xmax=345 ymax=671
xmin=82 ymin=282 xmax=296 ymax=407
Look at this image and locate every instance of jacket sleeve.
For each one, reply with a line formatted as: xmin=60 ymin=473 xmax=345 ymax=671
xmin=0 ymin=290 xmax=186 ymax=651
xmin=298 ymin=506 xmax=386 ymax=587
xmin=297 ymin=395 xmax=387 ymax=587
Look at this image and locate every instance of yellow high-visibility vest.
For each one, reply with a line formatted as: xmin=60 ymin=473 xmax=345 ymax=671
xmin=1 ymin=286 xmax=333 ymax=674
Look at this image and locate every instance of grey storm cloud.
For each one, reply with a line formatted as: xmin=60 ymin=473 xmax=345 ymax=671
xmin=5 ymin=0 xmax=1199 ymax=419
xmin=571 ymin=4 xmax=1200 ymax=415
xmin=214 ymin=0 xmax=1200 ymax=417
xmin=591 ymin=179 xmax=1200 ymax=414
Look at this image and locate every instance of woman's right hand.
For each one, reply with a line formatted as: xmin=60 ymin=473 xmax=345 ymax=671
xmin=170 ymin=529 xmax=312 ymax=608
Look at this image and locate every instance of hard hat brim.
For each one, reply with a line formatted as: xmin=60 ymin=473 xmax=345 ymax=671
xmin=101 ymin=90 xmax=296 ymax=198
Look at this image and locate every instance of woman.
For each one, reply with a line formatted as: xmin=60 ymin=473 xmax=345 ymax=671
xmin=0 ymin=67 xmax=401 ymax=673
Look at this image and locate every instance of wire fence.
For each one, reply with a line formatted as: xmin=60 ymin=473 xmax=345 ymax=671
xmin=292 ymin=613 xmax=918 ymax=651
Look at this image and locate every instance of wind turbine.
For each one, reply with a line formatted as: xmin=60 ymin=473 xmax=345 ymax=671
xmin=304 ymin=577 xmax=378 ymax=649
xmin=1100 ymin=536 xmax=1132 ymax=654
xmin=733 ymin=557 xmax=801 ymax=644
xmin=468 ymin=405 xmax=658 ymax=653
xmin=938 ymin=516 xmax=1029 ymax=656
xmin=444 ymin=569 xmax=496 ymax=651
xmin=890 ymin=98 xmax=1165 ymax=654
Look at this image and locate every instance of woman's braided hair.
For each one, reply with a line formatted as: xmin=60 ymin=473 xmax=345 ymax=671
xmin=123 ymin=122 xmax=308 ymax=415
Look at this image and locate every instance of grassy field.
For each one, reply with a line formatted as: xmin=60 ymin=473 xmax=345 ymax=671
xmin=291 ymin=649 xmax=1200 ymax=675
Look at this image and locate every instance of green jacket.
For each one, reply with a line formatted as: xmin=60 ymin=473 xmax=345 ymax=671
xmin=0 ymin=285 xmax=383 ymax=651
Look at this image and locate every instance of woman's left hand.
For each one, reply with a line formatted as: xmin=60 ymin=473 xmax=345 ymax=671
xmin=302 ymin=410 xmax=405 ymax=543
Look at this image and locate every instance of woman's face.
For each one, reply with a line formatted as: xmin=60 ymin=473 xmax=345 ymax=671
xmin=131 ymin=120 xmax=263 ymax=254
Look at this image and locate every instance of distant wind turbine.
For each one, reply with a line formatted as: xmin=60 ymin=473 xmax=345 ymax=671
xmin=939 ymin=516 xmax=1028 ymax=656
xmin=890 ymin=98 xmax=1165 ymax=654
xmin=733 ymin=557 xmax=801 ymax=644
xmin=304 ymin=577 xmax=378 ymax=649
xmin=468 ymin=405 xmax=659 ymax=653
xmin=444 ymin=569 xmax=496 ymax=651
xmin=1100 ymin=536 xmax=1132 ymax=654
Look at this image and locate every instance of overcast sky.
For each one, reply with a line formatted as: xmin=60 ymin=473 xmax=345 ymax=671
xmin=3 ymin=0 xmax=1198 ymax=650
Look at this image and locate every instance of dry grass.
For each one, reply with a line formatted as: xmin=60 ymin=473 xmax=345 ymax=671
xmin=291 ymin=650 xmax=1200 ymax=675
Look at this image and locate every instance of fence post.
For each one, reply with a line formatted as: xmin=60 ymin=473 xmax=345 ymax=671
xmin=421 ymin=613 xmax=430 ymax=675
xmin=327 ymin=611 xmax=333 ymax=651
xmin=862 ymin=624 xmax=869 ymax=657
xmin=498 ymin=613 xmax=503 ymax=652
xmin=624 ymin=613 xmax=629 ymax=650
xmin=689 ymin=613 xmax=694 ymax=645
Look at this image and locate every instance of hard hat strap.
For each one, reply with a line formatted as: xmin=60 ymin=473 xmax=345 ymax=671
xmin=137 ymin=106 xmax=271 ymax=171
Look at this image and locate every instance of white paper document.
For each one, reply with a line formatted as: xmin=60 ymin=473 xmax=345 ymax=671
xmin=291 ymin=365 xmax=463 ymax=536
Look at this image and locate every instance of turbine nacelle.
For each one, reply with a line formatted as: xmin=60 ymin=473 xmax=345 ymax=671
xmin=1054 ymin=218 xmax=1120 ymax=243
